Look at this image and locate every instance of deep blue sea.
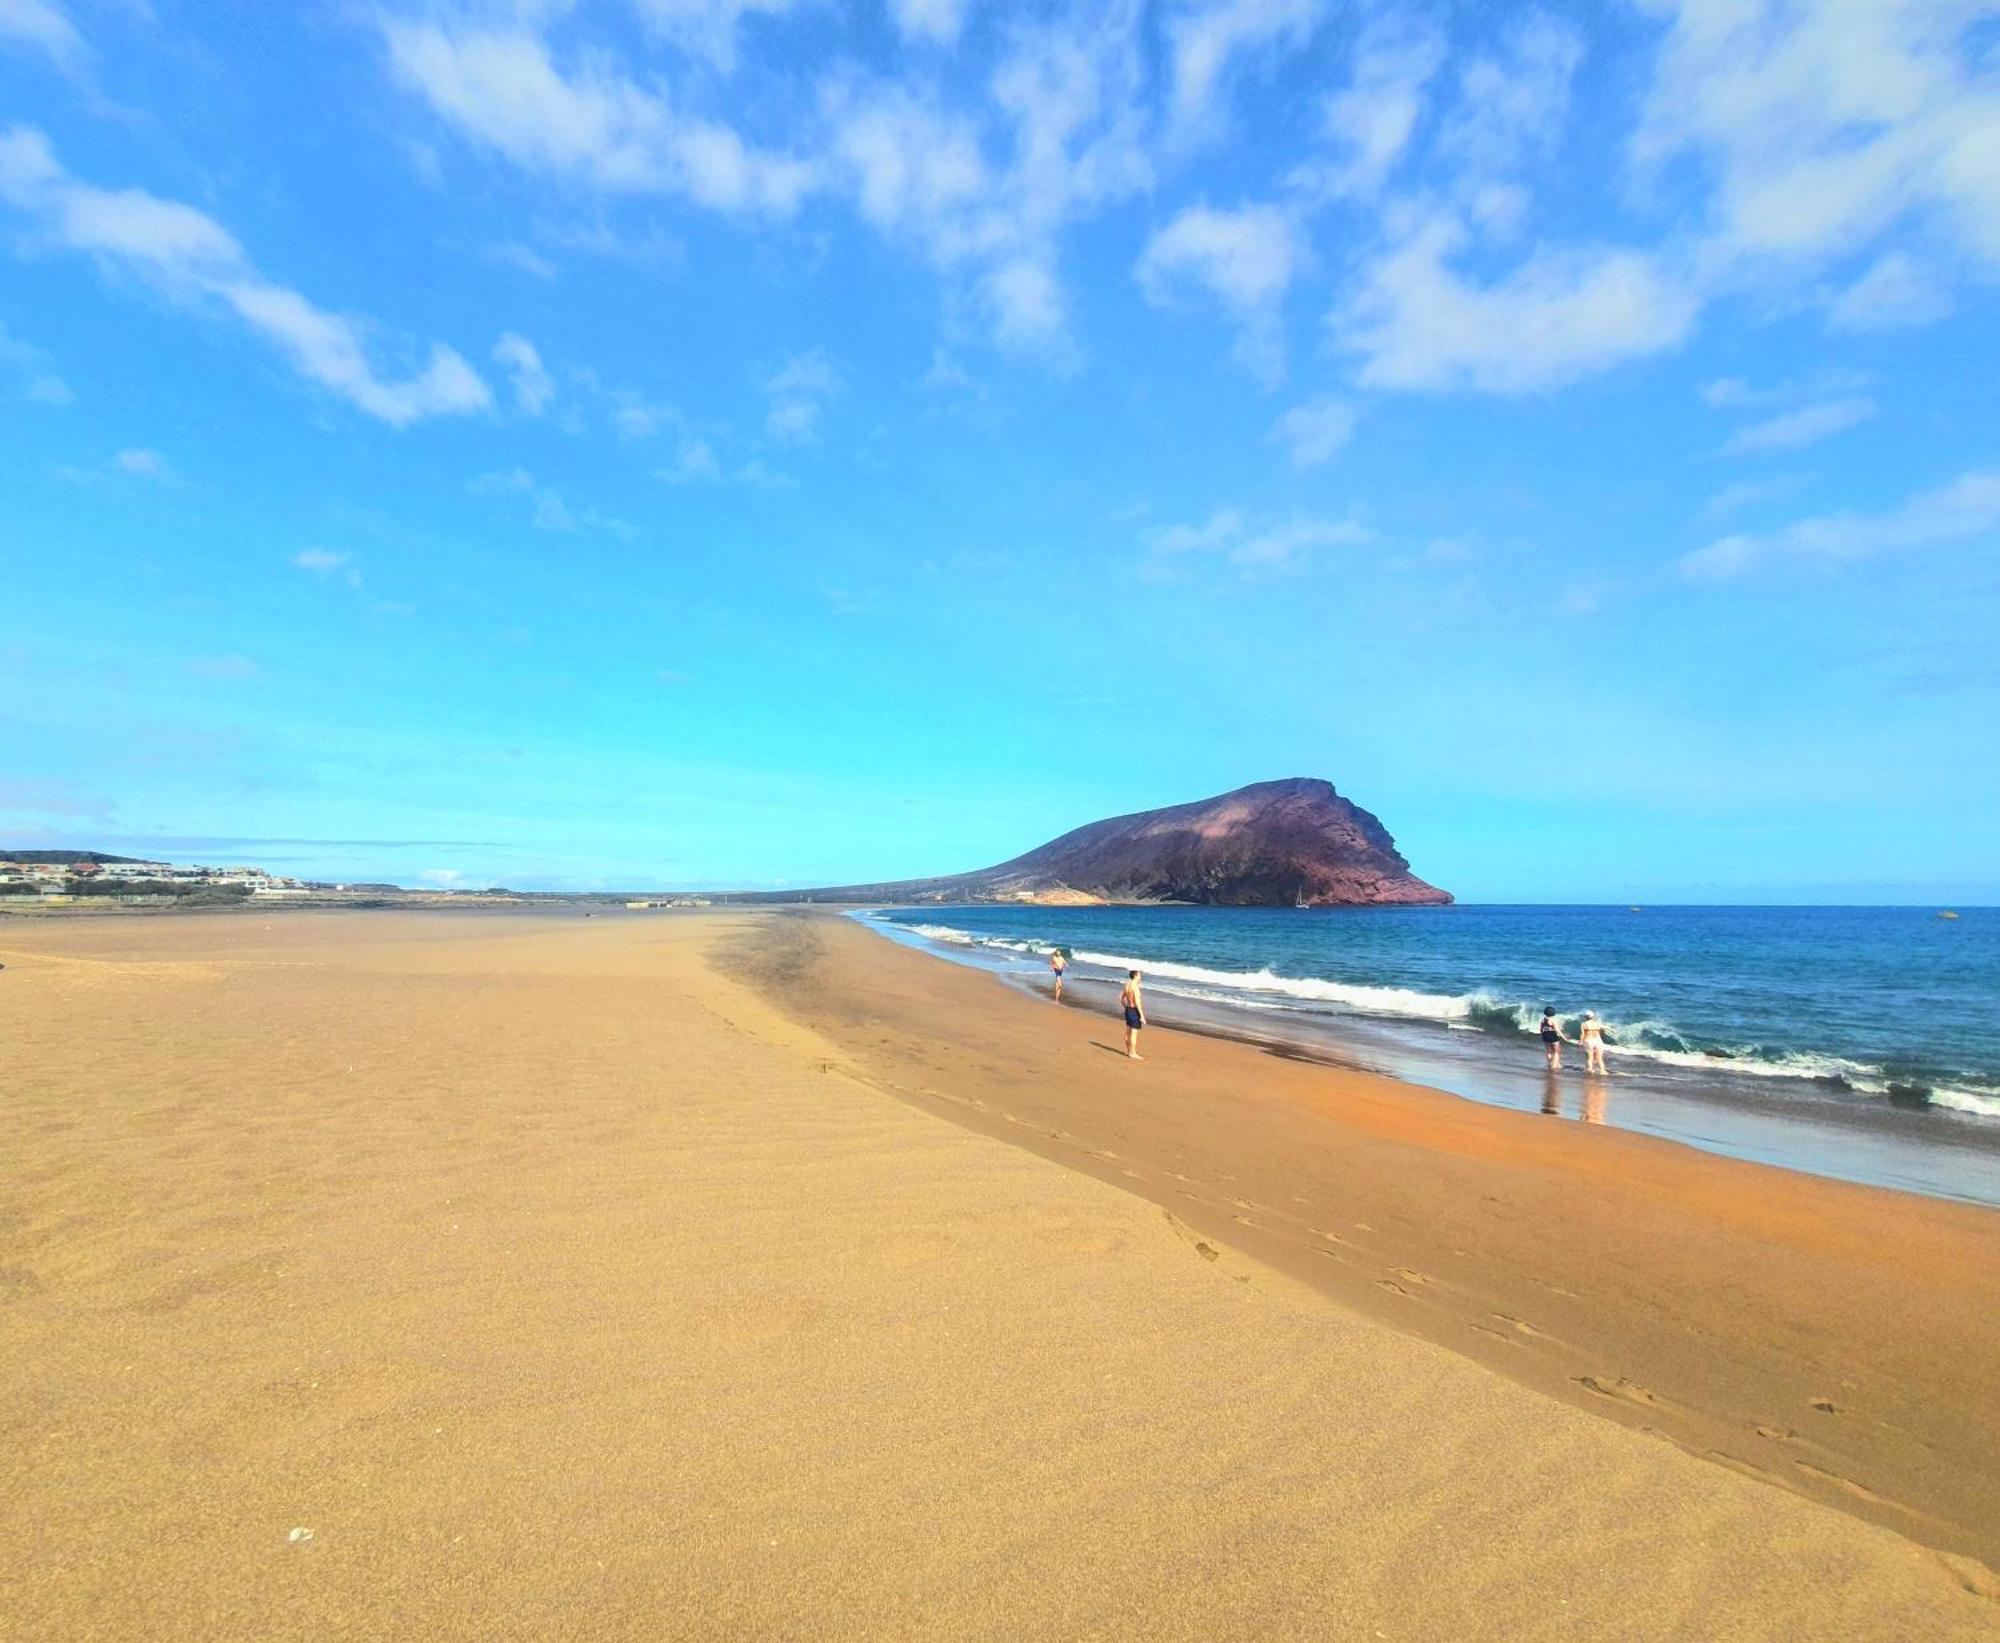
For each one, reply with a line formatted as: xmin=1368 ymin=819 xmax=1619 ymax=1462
xmin=862 ymin=904 xmax=2000 ymax=1204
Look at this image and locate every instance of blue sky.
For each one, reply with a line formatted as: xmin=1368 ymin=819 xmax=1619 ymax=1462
xmin=2 ymin=0 xmax=1996 ymax=901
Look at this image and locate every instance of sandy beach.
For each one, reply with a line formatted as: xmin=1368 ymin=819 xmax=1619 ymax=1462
xmin=3 ymin=908 xmax=1996 ymax=1640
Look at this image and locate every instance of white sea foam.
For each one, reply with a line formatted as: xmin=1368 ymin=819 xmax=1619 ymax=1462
xmin=1070 ymin=950 xmax=1475 ymax=1021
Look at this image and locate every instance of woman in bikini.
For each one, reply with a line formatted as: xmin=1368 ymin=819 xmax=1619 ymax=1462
xmin=1578 ymin=1009 xmax=1609 ymax=1076
xmin=1120 ymin=970 xmax=1146 ymax=1060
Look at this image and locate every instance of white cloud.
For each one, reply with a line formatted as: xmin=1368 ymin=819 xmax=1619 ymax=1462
xmin=762 ymin=348 xmax=838 ymax=444
xmin=653 ymin=435 xmax=721 ymax=483
xmin=385 ymin=9 xmax=1149 ymax=363
xmin=115 ymin=446 xmax=169 ymax=480
xmin=1145 ymin=505 xmax=1370 ymax=571
xmin=1337 ymin=210 xmax=1697 ymax=392
xmin=1297 ymin=12 xmax=1444 ymax=201
xmin=0 ymin=126 xmax=490 ymax=427
xmin=1636 ymin=0 xmax=2000 ymax=278
xmin=0 ymin=0 xmax=86 ymax=71
xmin=1435 ymin=10 xmax=1583 ymax=181
xmin=470 ymin=468 xmax=635 ymax=536
xmin=1272 ymin=398 xmax=1355 ymax=467
xmin=1679 ymin=471 xmax=2000 ymax=581
xmin=628 ymin=0 xmax=807 ymax=71
xmin=1166 ymin=0 xmax=1323 ymax=136
xmin=1720 ymin=396 xmax=1874 ymax=456
xmin=493 ymin=331 xmax=555 ymax=415
xmin=889 ymin=0 xmax=972 ymax=46
xmin=381 ymin=20 xmax=814 ymax=213
xmin=1828 ymin=252 xmax=1952 ymax=332
xmin=1698 ymin=369 xmax=1872 ymax=412
xmin=1703 ymin=474 xmax=1809 ymax=518
xmin=1136 ymin=201 xmax=1302 ymax=381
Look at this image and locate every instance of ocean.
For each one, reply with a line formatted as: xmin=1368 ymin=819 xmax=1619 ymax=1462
xmin=860 ymin=903 xmax=2000 ymax=1207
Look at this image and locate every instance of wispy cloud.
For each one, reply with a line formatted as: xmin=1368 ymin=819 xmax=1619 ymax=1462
xmin=0 ymin=126 xmax=490 ymax=426
xmin=1271 ymin=398 xmax=1355 ymax=468
xmin=1166 ymin=0 xmax=1324 ymax=138
xmin=1136 ymin=201 xmax=1302 ymax=382
xmin=1291 ymin=11 xmax=1444 ymax=201
xmin=380 ymin=19 xmax=815 ymax=212
xmin=493 ymin=331 xmax=554 ymax=415
xmin=115 ymin=446 xmax=171 ymax=480
xmin=761 ymin=348 xmax=838 ymax=445
xmin=469 ymin=468 xmax=636 ymax=537
xmin=0 ymin=0 xmax=87 ymax=74
xmin=1144 ymin=506 xmax=1371 ymax=573
xmin=1720 ymin=396 xmax=1875 ymax=457
xmin=292 ymin=547 xmax=362 ymax=587
xmin=1680 ymin=471 xmax=2000 ymax=582
xmin=0 ymin=318 xmax=74 ymax=404
xmin=1702 ymin=474 xmax=1809 ymax=519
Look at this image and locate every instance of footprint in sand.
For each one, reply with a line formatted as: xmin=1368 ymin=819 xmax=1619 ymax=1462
xmin=1809 ymin=1396 xmax=1841 ymax=1414
xmin=1392 ymin=1268 xmax=1431 ymax=1287
xmin=1375 ymin=1278 xmax=1413 ymax=1297
xmin=1573 ymin=1375 xmax=1667 ymax=1409
xmin=1755 ymin=1424 xmax=1803 ymax=1444
xmin=1492 ymin=1312 xmax=1547 ymax=1340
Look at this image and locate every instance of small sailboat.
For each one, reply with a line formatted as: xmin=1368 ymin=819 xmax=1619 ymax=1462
xmin=1938 ymin=910 xmax=1960 ymax=920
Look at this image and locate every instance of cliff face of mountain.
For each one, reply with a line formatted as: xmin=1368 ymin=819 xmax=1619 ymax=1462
xmin=786 ymin=779 xmax=1451 ymax=907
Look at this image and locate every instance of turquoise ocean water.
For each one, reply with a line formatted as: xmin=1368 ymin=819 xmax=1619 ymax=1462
xmin=862 ymin=904 xmax=2000 ymax=1206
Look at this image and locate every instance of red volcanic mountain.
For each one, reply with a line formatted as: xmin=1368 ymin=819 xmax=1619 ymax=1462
xmin=779 ymin=779 xmax=1451 ymax=907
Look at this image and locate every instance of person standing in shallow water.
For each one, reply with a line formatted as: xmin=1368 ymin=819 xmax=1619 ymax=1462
xmin=1578 ymin=1010 xmax=1610 ymax=1075
xmin=1049 ymin=947 xmax=1067 ymax=1001
xmin=1120 ymin=970 xmax=1146 ymax=1060
xmin=1539 ymin=1006 xmax=1569 ymax=1071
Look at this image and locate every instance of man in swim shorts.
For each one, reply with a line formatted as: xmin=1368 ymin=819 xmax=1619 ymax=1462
xmin=1120 ymin=970 xmax=1146 ymax=1060
xmin=1049 ymin=947 xmax=1067 ymax=1001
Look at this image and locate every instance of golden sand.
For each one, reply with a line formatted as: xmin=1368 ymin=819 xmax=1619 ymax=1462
xmin=2 ymin=909 xmax=1994 ymax=1640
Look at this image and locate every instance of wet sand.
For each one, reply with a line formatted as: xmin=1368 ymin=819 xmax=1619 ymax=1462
xmin=2 ymin=908 xmax=1996 ymax=1640
xmin=741 ymin=910 xmax=2000 ymax=1570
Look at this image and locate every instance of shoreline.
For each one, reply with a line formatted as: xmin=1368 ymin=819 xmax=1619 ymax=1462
xmin=856 ymin=906 xmax=2000 ymax=1207
xmin=735 ymin=908 xmax=2000 ymax=1572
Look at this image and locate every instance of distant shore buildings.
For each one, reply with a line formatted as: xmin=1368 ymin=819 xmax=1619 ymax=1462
xmin=0 ymin=857 xmax=313 ymax=903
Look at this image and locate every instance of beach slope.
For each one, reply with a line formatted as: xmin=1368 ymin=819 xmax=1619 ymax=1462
xmin=1 ymin=910 xmax=1992 ymax=1640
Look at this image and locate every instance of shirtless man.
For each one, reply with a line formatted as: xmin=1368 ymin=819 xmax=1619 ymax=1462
xmin=1120 ymin=970 xmax=1146 ymax=1060
xmin=1049 ymin=948 xmax=1067 ymax=1001
xmin=1578 ymin=1010 xmax=1610 ymax=1075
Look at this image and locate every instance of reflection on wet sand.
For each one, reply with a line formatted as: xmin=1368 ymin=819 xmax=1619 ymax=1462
xmin=1541 ymin=1071 xmax=1612 ymax=1125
